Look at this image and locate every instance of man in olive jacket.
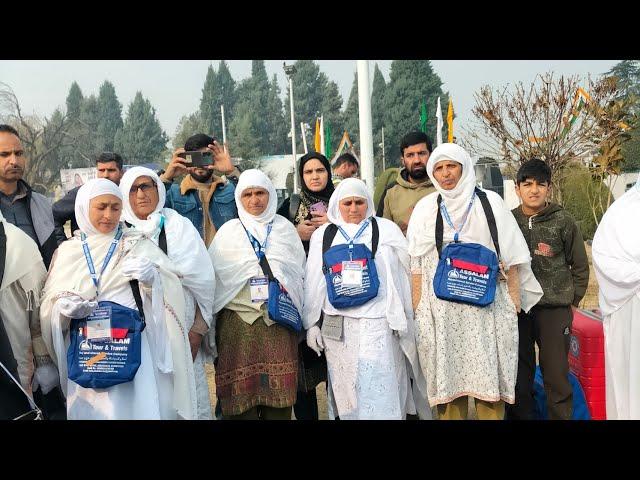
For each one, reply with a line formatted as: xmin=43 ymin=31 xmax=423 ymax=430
xmin=507 ymin=159 xmax=589 ymax=420
xmin=376 ymin=131 xmax=436 ymax=236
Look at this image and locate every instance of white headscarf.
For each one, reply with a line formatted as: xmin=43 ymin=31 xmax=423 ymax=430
xmin=119 ymin=167 xmax=166 ymax=238
xmin=235 ymin=169 xmax=278 ymax=243
xmin=426 ymin=143 xmax=477 ymax=226
xmin=406 ymin=143 xmax=543 ymax=313
xmin=327 ymin=177 xmax=375 ymax=230
xmin=592 ymin=172 xmax=640 ymax=316
xmin=119 ymin=166 xmax=215 ymax=327
xmin=209 ymin=170 xmax=305 ymax=314
xmin=74 ymin=178 xmax=123 ymax=237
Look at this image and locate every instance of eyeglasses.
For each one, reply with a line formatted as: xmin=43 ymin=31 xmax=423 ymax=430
xmin=129 ymin=181 xmax=157 ymax=195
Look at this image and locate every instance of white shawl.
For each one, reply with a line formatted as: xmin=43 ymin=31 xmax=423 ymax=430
xmin=209 ymin=170 xmax=305 ymax=314
xmin=406 ymin=143 xmax=542 ymax=312
xmin=592 ymin=173 xmax=640 ymax=316
xmin=120 ymin=167 xmax=215 ymax=326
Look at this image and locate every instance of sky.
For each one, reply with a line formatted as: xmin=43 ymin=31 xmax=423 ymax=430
xmin=0 ymin=60 xmax=620 ymax=142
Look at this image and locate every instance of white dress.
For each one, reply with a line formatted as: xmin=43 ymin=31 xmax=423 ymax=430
xmin=412 ymin=251 xmax=518 ymax=407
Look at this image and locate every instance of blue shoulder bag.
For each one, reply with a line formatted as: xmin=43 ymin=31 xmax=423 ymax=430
xmin=321 ymin=217 xmax=380 ymax=309
xmin=67 ymin=280 xmax=146 ymax=389
xmin=241 ymin=221 xmax=303 ymax=333
xmin=432 ymin=188 xmax=501 ymax=307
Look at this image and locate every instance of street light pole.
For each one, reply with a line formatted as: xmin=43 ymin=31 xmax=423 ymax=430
xmin=284 ymin=63 xmax=298 ymax=194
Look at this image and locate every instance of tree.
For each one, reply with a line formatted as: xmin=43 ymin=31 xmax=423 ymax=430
xmin=383 ymin=60 xmax=449 ymax=166
xmin=65 ymin=82 xmax=84 ymax=122
xmin=114 ymin=91 xmax=168 ymax=165
xmin=320 ymin=79 xmax=343 ymax=153
xmin=1 ymin=82 xmax=69 ymax=192
xmin=198 ymin=61 xmax=237 ymax=140
xmin=342 ymin=72 xmax=359 ymax=147
xmin=266 ymin=74 xmax=287 ymax=154
xmin=371 ymin=63 xmax=387 ymax=174
xmin=173 ymin=112 xmax=203 ymax=150
xmin=285 ymin=61 xmax=327 ymax=153
xmin=96 ymin=80 xmax=123 ymax=152
xmin=464 ymin=72 xmax=633 ymax=201
xmin=606 ymin=60 xmax=640 ymax=108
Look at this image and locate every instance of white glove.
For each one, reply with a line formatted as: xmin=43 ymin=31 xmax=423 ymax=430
xmin=32 ymin=363 xmax=60 ymax=395
xmin=57 ymin=295 xmax=98 ymax=319
xmin=306 ymin=325 xmax=325 ymax=356
xmin=122 ymin=256 xmax=157 ymax=285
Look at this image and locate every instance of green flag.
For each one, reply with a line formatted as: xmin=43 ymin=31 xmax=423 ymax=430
xmin=325 ymin=123 xmax=332 ymax=159
xmin=420 ymin=99 xmax=428 ymax=134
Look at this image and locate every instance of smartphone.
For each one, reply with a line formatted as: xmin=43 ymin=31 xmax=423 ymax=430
xmin=310 ymin=201 xmax=327 ymax=215
xmin=178 ymin=150 xmax=213 ymax=167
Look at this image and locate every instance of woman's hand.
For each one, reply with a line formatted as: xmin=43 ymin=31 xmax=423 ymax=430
xmin=296 ymin=220 xmax=316 ymax=241
xmin=310 ymin=211 xmax=328 ymax=227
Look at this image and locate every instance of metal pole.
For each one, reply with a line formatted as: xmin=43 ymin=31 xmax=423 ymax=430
xmin=220 ymin=104 xmax=227 ymax=153
xmin=300 ymin=122 xmax=308 ymax=154
xmin=381 ymin=126 xmax=386 ymax=171
xmin=356 ymin=60 xmax=375 ymax=195
xmin=287 ymin=75 xmax=298 ymax=193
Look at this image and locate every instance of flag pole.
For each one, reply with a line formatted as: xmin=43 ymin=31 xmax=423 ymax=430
xmin=300 ymin=122 xmax=308 ymax=154
xmin=220 ymin=104 xmax=227 ymax=153
xmin=356 ymin=60 xmax=375 ymax=194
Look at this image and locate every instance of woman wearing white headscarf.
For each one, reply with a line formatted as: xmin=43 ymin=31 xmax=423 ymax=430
xmin=303 ymin=178 xmax=428 ymax=420
xmin=40 ymin=178 xmax=197 ymax=420
xmin=120 ymin=166 xmax=214 ymax=420
xmin=592 ymin=173 xmax=640 ymax=419
xmin=406 ymin=143 xmax=542 ymax=420
xmin=208 ymin=169 xmax=305 ymax=420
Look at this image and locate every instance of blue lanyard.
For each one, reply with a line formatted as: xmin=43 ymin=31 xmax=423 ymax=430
xmin=242 ymin=221 xmax=273 ymax=260
xmin=440 ymin=193 xmax=476 ymax=243
xmin=81 ymin=226 xmax=123 ymax=294
xmin=337 ymin=218 xmax=370 ymax=260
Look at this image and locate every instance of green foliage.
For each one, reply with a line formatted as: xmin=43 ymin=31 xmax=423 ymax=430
xmin=342 ymin=72 xmax=359 ymax=146
xmin=199 ymin=61 xmax=236 ymax=139
xmin=371 ymin=63 xmax=387 ymax=175
xmin=96 ymin=81 xmax=123 ymax=152
xmin=114 ymin=91 xmax=168 ymax=165
xmin=65 ymin=82 xmax=84 ymax=122
xmin=559 ymin=164 xmax=611 ymax=240
xmin=173 ymin=112 xmax=204 ymax=150
xmin=383 ymin=61 xmax=448 ymax=166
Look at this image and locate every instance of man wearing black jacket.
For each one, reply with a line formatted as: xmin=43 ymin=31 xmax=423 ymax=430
xmin=52 ymin=152 xmax=124 ymax=243
xmin=0 ymin=125 xmax=59 ymax=269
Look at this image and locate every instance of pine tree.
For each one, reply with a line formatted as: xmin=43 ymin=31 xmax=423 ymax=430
xmin=266 ymin=74 xmax=287 ymax=154
xmin=114 ymin=91 xmax=168 ymax=165
xmin=96 ymin=80 xmax=123 ymax=152
xmin=66 ymin=82 xmax=84 ymax=122
xmin=321 ymin=78 xmax=343 ymax=154
xmin=285 ymin=61 xmax=327 ymax=153
xmin=199 ymin=64 xmax=219 ymax=138
xmin=342 ymin=72 xmax=359 ymax=147
xmin=371 ymin=63 xmax=387 ymax=174
xmin=383 ymin=60 xmax=448 ymax=166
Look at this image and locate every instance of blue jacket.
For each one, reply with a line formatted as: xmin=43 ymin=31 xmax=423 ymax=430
xmin=164 ymin=176 xmax=237 ymax=241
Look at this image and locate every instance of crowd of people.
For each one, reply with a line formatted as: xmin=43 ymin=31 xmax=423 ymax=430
xmin=1 ymin=120 xmax=636 ymax=420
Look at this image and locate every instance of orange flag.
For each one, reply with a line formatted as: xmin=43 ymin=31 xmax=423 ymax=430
xmin=314 ymin=118 xmax=321 ymax=152
xmin=447 ymin=98 xmax=454 ymax=143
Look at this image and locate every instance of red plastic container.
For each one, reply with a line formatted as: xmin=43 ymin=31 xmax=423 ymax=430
xmin=568 ymin=308 xmax=606 ymax=420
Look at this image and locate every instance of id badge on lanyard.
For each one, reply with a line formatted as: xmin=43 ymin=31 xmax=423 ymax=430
xmin=249 ymin=276 xmax=269 ymax=303
xmin=86 ymin=306 xmax=113 ymax=342
xmin=81 ymin=226 xmax=123 ymax=296
xmin=337 ymin=220 xmax=370 ymax=288
xmin=341 ymin=260 xmax=363 ymax=287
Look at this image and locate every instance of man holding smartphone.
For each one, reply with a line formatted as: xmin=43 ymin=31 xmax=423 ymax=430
xmin=161 ymin=133 xmax=240 ymax=248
